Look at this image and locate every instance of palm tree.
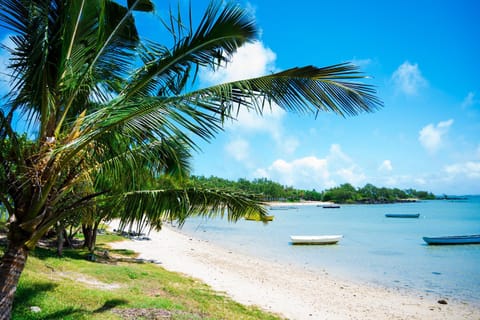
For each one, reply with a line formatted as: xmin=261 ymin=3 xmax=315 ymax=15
xmin=0 ymin=0 xmax=382 ymax=318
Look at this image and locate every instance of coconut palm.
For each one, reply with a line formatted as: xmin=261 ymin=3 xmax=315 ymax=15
xmin=0 ymin=0 xmax=382 ymax=318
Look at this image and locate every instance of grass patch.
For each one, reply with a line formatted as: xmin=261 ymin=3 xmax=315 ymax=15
xmin=8 ymin=233 xmax=284 ymax=320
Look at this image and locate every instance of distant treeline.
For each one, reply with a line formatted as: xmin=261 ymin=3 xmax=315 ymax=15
xmin=190 ymin=176 xmax=436 ymax=204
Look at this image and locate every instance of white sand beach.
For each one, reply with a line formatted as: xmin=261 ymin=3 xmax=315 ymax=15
xmin=108 ymin=222 xmax=480 ymax=320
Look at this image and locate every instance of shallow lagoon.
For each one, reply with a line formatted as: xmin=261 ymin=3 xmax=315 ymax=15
xmin=180 ymin=196 xmax=480 ymax=303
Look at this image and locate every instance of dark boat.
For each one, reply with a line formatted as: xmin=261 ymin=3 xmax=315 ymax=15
xmin=321 ymin=204 xmax=341 ymax=209
xmin=385 ymin=213 xmax=420 ymax=218
xmin=423 ymin=235 xmax=480 ymax=245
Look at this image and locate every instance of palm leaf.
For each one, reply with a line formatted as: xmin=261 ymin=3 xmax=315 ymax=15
xmin=189 ymin=63 xmax=382 ymax=118
xmin=116 ymin=187 xmax=267 ymax=233
xmin=122 ymin=1 xmax=257 ymax=98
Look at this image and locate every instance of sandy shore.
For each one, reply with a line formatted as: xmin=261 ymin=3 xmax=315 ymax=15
xmin=108 ymin=222 xmax=480 ymax=320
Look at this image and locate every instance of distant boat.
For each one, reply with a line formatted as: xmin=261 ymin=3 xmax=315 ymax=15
xmin=245 ymin=214 xmax=274 ymax=222
xmin=385 ymin=213 xmax=420 ymax=218
xmin=320 ymin=204 xmax=341 ymax=209
xmin=423 ymin=235 xmax=480 ymax=245
xmin=290 ymin=235 xmax=342 ymax=245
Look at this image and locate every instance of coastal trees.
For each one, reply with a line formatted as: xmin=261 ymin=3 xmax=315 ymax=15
xmin=0 ymin=0 xmax=381 ymax=318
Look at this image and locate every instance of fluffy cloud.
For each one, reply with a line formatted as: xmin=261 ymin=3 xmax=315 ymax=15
xmin=378 ymin=160 xmax=393 ymax=172
xmin=253 ymin=144 xmax=366 ymax=190
xmin=444 ymin=161 xmax=480 ymax=179
xmin=199 ymin=40 xmax=280 ymax=134
xmin=200 ymin=41 xmax=300 ymax=155
xmin=225 ymin=138 xmax=250 ymax=163
xmin=200 ymin=41 xmax=276 ymax=84
xmin=391 ymin=61 xmax=427 ymax=95
xmin=254 ymin=156 xmax=333 ymax=189
xmin=351 ymin=57 xmax=372 ymax=68
xmin=461 ymin=92 xmax=476 ymax=109
xmin=418 ymin=119 xmax=453 ymax=153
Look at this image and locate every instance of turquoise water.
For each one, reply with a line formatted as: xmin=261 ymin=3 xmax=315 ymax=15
xmin=180 ymin=197 xmax=480 ymax=304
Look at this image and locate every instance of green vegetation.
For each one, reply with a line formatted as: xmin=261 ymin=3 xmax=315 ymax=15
xmin=4 ymin=233 xmax=283 ymax=320
xmin=322 ymin=183 xmax=435 ymax=203
xmin=0 ymin=0 xmax=381 ymax=317
xmin=191 ymin=176 xmax=436 ymax=203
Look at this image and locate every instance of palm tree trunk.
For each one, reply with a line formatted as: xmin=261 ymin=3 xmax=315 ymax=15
xmin=0 ymin=241 xmax=29 ymax=320
xmin=56 ymin=222 xmax=65 ymax=257
xmin=82 ymin=224 xmax=93 ymax=250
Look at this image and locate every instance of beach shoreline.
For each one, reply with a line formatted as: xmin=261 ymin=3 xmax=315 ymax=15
xmin=108 ymin=221 xmax=479 ymax=320
xmin=264 ymin=200 xmax=331 ymax=207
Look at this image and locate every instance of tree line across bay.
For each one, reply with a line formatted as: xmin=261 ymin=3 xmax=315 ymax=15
xmin=190 ymin=176 xmax=436 ymax=204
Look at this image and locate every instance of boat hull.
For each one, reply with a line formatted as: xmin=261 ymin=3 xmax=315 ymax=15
xmin=290 ymin=235 xmax=342 ymax=245
xmin=423 ymin=235 xmax=480 ymax=245
xmin=321 ymin=204 xmax=341 ymax=208
xmin=245 ymin=214 xmax=274 ymax=221
xmin=385 ymin=213 xmax=420 ymax=218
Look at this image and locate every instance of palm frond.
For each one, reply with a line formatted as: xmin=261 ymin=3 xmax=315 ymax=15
xmin=122 ymin=1 xmax=257 ymax=98
xmin=116 ymin=187 xmax=267 ymax=233
xmin=189 ymin=63 xmax=383 ymax=119
xmin=55 ymin=95 xmax=225 ymax=167
xmin=92 ymin=136 xmax=192 ymax=192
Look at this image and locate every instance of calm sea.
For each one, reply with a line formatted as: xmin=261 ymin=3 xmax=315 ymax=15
xmin=179 ymin=196 xmax=480 ymax=304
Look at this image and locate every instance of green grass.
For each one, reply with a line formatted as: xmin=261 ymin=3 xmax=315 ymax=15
xmin=7 ymin=233 xmax=284 ymax=320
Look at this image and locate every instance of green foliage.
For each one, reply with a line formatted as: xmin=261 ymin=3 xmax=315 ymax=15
xmin=190 ymin=176 xmax=436 ymax=204
xmin=9 ymin=235 xmax=283 ymax=320
xmin=323 ymin=183 xmax=436 ymax=203
xmin=0 ymin=1 xmax=381 ymax=316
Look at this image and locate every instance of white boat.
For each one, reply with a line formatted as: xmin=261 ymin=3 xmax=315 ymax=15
xmin=290 ymin=235 xmax=343 ymax=245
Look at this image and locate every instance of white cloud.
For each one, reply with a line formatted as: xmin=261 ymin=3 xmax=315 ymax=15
xmin=351 ymin=57 xmax=372 ymax=68
xmin=391 ymin=61 xmax=427 ymax=95
xmin=200 ymin=41 xmax=280 ymax=133
xmin=225 ymin=138 xmax=250 ymax=163
xmin=200 ymin=41 xmax=276 ymax=84
xmin=461 ymin=92 xmax=476 ymax=109
xmin=327 ymin=144 xmax=351 ymax=163
xmin=378 ymin=160 xmax=393 ymax=172
xmin=254 ymin=156 xmax=332 ymax=189
xmin=335 ymin=166 xmax=366 ymax=186
xmin=200 ymin=40 xmax=301 ymax=155
xmin=444 ymin=161 xmax=480 ymax=180
xmin=253 ymin=144 xmax=366 ymax=190
xmin=418 ymin=119 xmax=454 ymax=153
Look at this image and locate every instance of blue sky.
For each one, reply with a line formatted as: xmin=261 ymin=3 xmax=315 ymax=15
xmin=1 ymin=1 xmax=479 ymax=195
xmin=190 ymin=0 xmax=480 ymax=195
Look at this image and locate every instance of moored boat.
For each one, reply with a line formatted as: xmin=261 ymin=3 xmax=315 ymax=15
xmin=321 ymin=204 xmax=341 ymax=209
xmin=385 ymin=213 xmax=420 ymax=218
xmin=423 ymin=234 xmax=480 ymax=245
xmin=245 ymin=214 xmax=274 ymax=221
xmin=290 ymin=235 xmax=342 ymax=245
xmin=270 ymin=206 xmax=291 ymax=210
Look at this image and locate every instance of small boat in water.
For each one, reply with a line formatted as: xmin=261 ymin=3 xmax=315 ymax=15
xmin=270 ymin=206 xmax=292 ymax=210
xmin=245 ymin=214 xmax=274 ymax=222
xmin=385 ymin=213 xmax=420 ymax=218
xmin=320 ymin=204 xmax=341 ymax=209
xmin=290 ymin=235 xmax=342 ymax=245
xmin=423 ymin=234 xmax=480 ymax=245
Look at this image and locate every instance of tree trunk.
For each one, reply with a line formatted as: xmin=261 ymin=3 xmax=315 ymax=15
xmin=82 ymin=224 xmax=92 ymax=250
xmin=0 ymin=241 xmax=29 ymax=320
xmin=63 ymin=229 xmax=72 ymax=248
xmin=90 ymin=221 xmax=99 ymax=252
xmin=82 ymin=221 xmax=100 ymax=253
xmin=56 ymin=222 xmax=64 ymax=257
